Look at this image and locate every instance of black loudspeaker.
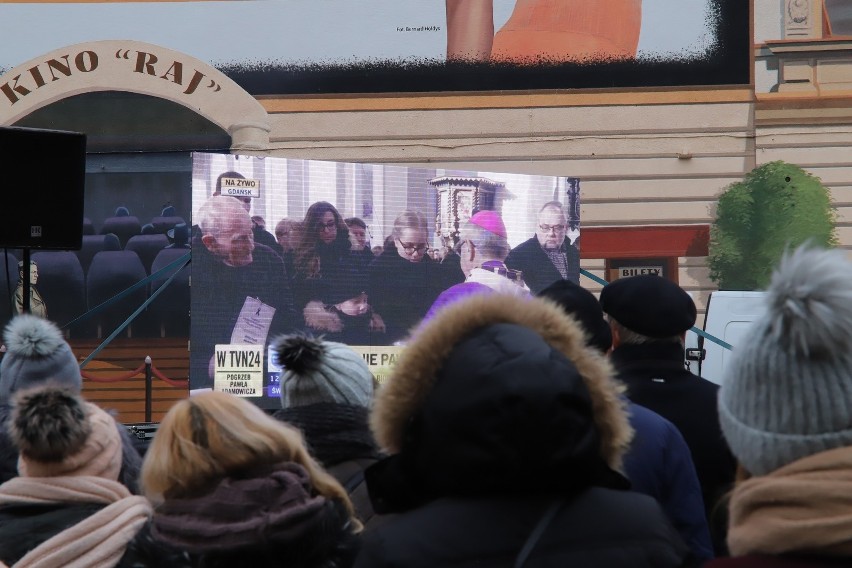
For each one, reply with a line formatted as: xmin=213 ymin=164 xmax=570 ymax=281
xmin=0 ymin=126 xmax=86 ymax=250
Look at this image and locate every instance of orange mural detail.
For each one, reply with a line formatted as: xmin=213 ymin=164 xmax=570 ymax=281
xmin=447 ymin=0 xmax=642 ymax=62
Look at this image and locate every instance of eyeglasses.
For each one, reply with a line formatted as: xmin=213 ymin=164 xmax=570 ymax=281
xmin=318 ymin=220 xmax=337 ymax=231
xmin=398 ymin=240 xmax=428 ymax=254
xmin=539 ymin=224 xmax=566 ymax=233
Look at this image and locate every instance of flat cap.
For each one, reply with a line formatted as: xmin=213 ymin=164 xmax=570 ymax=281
xmin=599 ymin=274 xmax=696 ymax=338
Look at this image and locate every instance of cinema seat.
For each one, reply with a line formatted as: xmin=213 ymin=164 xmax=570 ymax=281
xmin=125 ymin=234 xmax=169 ymax=275
xmin=31 ymin=251 xmax=87 ymax=335
xmin=86 ymin=251 xmax=148 ymax=338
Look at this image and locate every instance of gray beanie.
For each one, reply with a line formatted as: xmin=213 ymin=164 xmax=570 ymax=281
xmin=271 ymin=334 xmax=373 ymax=408
xmin=0 ymin=315 xmax=81 ymax=404
xmin=719 ymin=245 xmax=852 ymax=476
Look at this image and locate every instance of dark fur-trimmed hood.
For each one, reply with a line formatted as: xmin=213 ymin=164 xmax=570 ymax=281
xmin=371 ymin=294 xmax=633 ymax=471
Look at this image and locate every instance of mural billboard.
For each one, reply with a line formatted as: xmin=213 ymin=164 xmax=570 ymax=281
xmin=190 ymin=152 xmax=580 ymax=408
xmin=0 ymin=0 xmax=749 ymax=94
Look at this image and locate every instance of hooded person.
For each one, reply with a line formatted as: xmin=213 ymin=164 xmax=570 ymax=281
xmin=706 ymin=246 xmax=852 ymax=568
xmin=538 ymin=279 xmax=714 ymax=562
xmin=355 ymin=294 xmax=692 ymax=567
xmin=0 ymin=315 xmax=143 ymax=492
xmin=271 ymin=334 xmax=381 ymax=528
xmin=0 ymin=386 xmax=157 ymax=568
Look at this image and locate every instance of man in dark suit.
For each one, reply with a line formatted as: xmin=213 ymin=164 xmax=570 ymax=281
xmin=505 ymin=201 xmax=579 ymax=293
xmin=600 ymin=274 xmax=737 ymax=556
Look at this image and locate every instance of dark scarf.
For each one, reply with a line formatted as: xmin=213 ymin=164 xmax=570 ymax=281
xmin=273 ymin=403 xmax=379 ymax=467
xmin=152 ymin=463 xmax=350 ymax=555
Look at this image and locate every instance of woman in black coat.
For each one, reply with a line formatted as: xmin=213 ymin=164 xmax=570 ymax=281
xmin=368 ymin=210 xmax=463 ymax=344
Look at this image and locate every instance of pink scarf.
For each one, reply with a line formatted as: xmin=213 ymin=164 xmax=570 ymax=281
xmin=0 ymin=476 xmax=152 ymax=568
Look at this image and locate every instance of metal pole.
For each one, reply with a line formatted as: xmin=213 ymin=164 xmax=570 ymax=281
xmin=144 ymin=355 xmax=153 ymax=423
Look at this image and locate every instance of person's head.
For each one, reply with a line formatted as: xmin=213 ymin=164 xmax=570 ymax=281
xmin=140 ymin=391 xmax=355 ymax=513
xmin=371 ymin=294 xmax=632 ymax=501
xmin=392 ymin=210 xmax=429 ymax=263
xmin=167 ymin=222 xmax=190 ymax=247
xmin=275 ymin=218 xmax=300 ymax=252
xmin=345 ymin=217 xmax=369 ymax=251
xmin=599 ymin=274 xmax=696 ymax=347
xmin=198 ymin=196 xmax=255 ymax=267
xmin=302 ymin=201 xmax=347 ymax=247
xmin=458 ymin=210 xmax=509 ymax=276
xmin=0 ymin=315 xmax=81 ymax=405
xmin=323 ymin=266 xmax=371 ymax=320
xmin=10 ymin=386 xmax=124 ymax=480
xmin=536 ymin=201 xmax=568 ymax=251
xmin=538 ymin=280 xmax=612 ymax=354
xmin=214 ymin=171 xmax=251 ymax=212
xmin=720 ymin=245 xmax=852 ymax=478
xmin=18 ymin=260 xmax=37 ymax=285
xmin=271 ymin=334 xmax=374 ymax=409
xmin=251 ymin=215 xmax=266 ymax=230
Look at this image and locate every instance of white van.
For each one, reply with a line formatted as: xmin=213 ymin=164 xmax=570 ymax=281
xmin=685 ymin=291 xmax=767 ymax=385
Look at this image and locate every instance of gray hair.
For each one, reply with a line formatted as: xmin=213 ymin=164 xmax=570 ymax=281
xmin=459 ymin=220 xmax=509 ymax=261
xmin=610 ymin=317 xmax=683 ymax=346
xmin=539 ymin=201 xmax=566 ymax=216
xmin=197 ymin=196 xmax=247 ymax=239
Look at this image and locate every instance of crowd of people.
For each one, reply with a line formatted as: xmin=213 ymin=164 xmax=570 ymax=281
xmin=4 ymin=169 xmax=846 ymax=565
xmin=1 ymin=241 xmax=851 ymax=566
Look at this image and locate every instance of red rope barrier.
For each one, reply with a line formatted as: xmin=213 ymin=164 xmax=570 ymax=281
xmin=151 ymin=365 xmax=188 ymax=389
xmin=81 ymin=361 xmax=187 ymax=388
xmin=82 ymin=363 xmax=146 ymax=382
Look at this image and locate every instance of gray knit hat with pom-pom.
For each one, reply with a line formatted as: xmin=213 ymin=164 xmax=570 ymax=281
xmin=719 ymin=245 xmax=852 ymax=476
xmin=0 ymin=315 xmax=81 ymax=405
xmin=271 ymin=334 xmax=373 ymax=409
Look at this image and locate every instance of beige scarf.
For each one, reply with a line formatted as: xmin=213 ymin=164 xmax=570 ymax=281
xmin=727 ymin=445 xmax=852 ymax=557
xmin=0 ymin=476 xmax=152 ymax=568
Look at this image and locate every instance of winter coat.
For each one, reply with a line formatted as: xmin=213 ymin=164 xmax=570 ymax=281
xmin=273 ymin=403 xmax=381 ymax=528
xmin=0 ymin=476 xmax=155 ymax=568
xmin=625 ymin=401 xmax=714 ymax=562
xmin=358 ymin=294 xmax=693 ymax=568
xmin=611 ymin=341 xmax=737 ymax=554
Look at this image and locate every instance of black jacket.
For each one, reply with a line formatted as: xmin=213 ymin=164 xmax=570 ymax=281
xmin=273 ymin=403 xmax=381 ymax=528
xmin=505 ymin=236 xmax=580 ymax=294
xmin=359 ymin=294 xmax=693 ymax=568
xmin=368 ymin=246 xmax=463 ymax=343
xmin=611 ymin=342 xmax=737 ymax=555
xmin=356 ymin=490 xmax=692 ymax=568
xmin=0 ymin=505 xmax=182 ymax=568
xmin=190 ymin=240 xmax=295 ymax=394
